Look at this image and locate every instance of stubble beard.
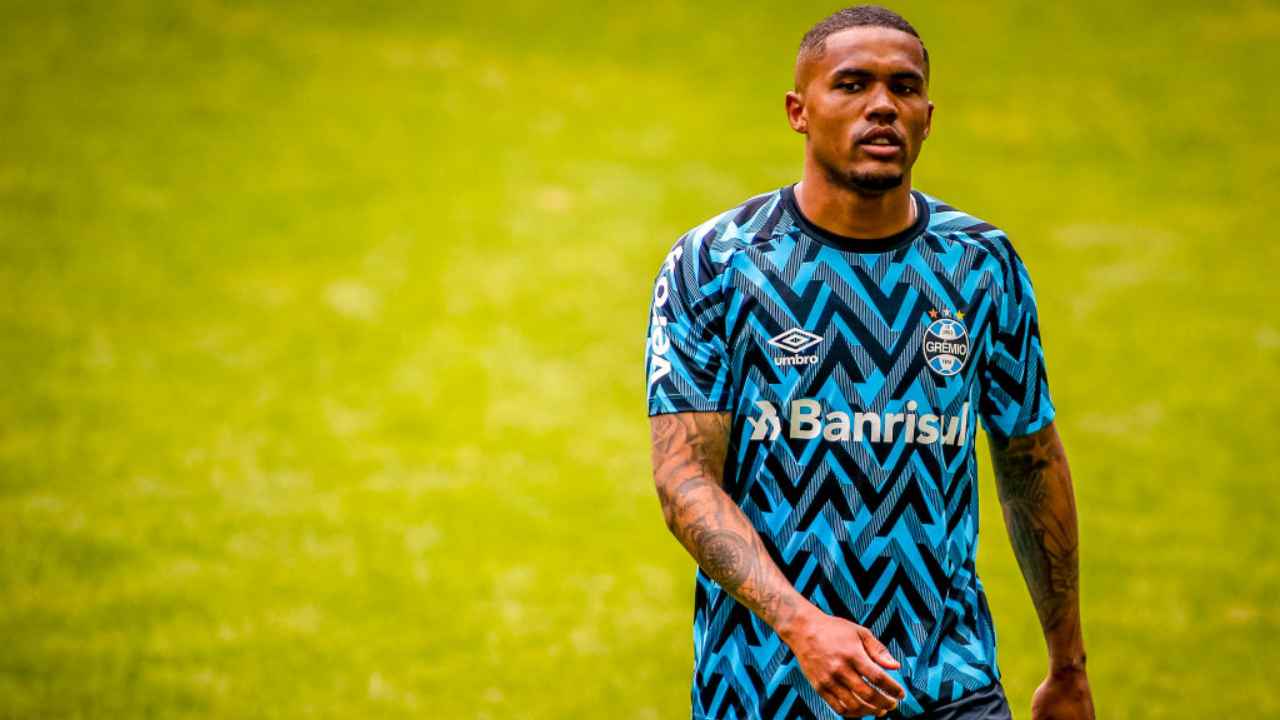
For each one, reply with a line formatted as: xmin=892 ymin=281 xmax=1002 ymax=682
xmin=818 ymin=153 xmax=904 ymax=196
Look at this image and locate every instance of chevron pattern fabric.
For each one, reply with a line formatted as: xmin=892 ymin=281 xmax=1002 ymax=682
xmin=645 ymin=185 xmax=1054 ymax=719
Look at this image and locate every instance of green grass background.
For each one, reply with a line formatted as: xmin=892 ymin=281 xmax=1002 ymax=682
xmin=2 ymin=0 xmax=1278 ymax=717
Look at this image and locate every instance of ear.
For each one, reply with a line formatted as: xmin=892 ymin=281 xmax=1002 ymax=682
xmin=923 ymin=101 xmax=934 ymax=139
xmin=785 ymin=90 xmax=807 ymax=134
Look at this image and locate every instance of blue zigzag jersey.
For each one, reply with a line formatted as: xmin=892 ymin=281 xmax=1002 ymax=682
xmin=644 ymin=185 xmax=1054 ymax=719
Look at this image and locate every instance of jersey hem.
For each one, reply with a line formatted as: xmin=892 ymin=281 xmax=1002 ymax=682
xmin=688 ymin=677 xmax=1007 ymax=720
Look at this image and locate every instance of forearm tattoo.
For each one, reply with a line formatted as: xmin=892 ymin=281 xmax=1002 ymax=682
xmin=651 ymin=413 xmax=799 ymax=630
xmin=989 ymin=423 xmax=1081 ymax=642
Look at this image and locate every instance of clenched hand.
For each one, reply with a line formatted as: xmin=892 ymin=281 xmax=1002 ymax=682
xmin=1031 ymin=666 xmax=1094 ymax=720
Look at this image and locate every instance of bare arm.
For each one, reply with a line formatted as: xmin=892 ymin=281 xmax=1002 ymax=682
xmin=651 ymin=412 xmax=904 ymax=717
xmin=650 ymin=411 xmax=803 ymax=630
xmin=989 ymin=421 xmax=1094 ymax=719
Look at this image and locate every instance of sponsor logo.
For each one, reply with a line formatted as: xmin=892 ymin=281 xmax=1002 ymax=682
xmin=922 ymin=308 xmax=969 ymax=377
xmin=767 ymin=328 xmax=822 ymax=367
xmin=647 ymin=244 xmax=684 ymax=387
xmin=747 ymin=399 xmax=970 ymax=446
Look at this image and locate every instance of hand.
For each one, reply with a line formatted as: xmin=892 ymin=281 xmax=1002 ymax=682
xmin=779 ymin=607 xmax=905 ymax=717
xmin=1030 ymin=665 xmax=1094 ymax=720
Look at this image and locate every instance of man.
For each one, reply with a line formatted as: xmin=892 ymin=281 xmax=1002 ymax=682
xmin=645 ymin=6 xmax=1094 ymax=719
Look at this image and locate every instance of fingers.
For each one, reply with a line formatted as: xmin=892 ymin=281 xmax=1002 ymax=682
xmin=859 ymin=627 xmax=901 ymax=669
xmin=817 ymin=676 xmax=878 ymax=718
xmin=794 ymin=620 xmax=908 ymax=717
xmin=835 ymin=671 xmax=897 ymax=716
xmin=855 ymin=630 xmax=906 ymax=700
xmin=850 ymin=660 xmax=905 ymax=704
xmin=819 ymin=676 xmax=880 ymax=717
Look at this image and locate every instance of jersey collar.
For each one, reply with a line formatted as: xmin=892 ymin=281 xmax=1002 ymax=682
xmin=782 ymin=183 xmax=929 ymax=254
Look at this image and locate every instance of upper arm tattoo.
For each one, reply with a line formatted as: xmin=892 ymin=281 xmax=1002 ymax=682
xmin=650 ymin=412 xmax=731 ymax=487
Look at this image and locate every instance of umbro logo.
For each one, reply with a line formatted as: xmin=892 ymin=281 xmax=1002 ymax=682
xmin=767 ymin=328 xmax=822 ymax=367
xmin=768 ymin=328 xmax=822 ymax=354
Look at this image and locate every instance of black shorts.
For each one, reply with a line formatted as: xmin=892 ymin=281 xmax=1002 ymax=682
xmin=902 ymin=681 xmax=1012 ymax=720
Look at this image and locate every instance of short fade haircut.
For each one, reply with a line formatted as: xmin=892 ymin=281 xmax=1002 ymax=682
xmin=798 ymin=5 xmax=929 ymax=80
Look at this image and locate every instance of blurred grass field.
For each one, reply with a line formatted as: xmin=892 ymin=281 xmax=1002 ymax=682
xmin=2 ymin=0 xmax=1279 ymax=717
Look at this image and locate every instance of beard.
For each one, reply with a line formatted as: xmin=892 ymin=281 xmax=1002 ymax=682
xmin=818 ymin=154 xmax=905 ymax=195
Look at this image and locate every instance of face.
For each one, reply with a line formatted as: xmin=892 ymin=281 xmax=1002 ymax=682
xmin=787 ymin=26 xmax=933 ymax=195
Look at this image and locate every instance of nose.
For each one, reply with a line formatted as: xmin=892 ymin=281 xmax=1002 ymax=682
xmin=865 ymin=83 xmax=897 ymax=123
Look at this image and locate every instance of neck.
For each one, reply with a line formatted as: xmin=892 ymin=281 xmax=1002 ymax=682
xmin=795 ymin=162 xmax=916 ymax=240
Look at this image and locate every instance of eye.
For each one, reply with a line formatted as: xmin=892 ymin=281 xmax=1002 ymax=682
xmin=893 ymin=83 xmax=919 ymax=95
xmin=837 ymin=81 xmax=864 ymax=92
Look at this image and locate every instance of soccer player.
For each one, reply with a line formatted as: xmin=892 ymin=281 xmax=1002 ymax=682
xmin=645 ymin=6 xmax=1094 ymax=719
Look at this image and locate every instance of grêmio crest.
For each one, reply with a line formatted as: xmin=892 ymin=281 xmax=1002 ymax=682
xmin=922 ymin=308 xmax=969 ymax=377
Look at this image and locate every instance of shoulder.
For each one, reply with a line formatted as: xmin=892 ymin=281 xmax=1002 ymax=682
xmin=918 ymin=191 xmax=1028 ymax=275
xmin=921 ymin=192 xmax=1009 ymax=247
xmin=663 ymin=188 xmax=788 ymax=274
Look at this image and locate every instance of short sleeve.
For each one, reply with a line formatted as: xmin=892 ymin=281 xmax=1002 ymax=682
xmin=645 ymin=233 xmax=732 ymax=416
xmin=978 ymin=241 xmax=1056 ymax=439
